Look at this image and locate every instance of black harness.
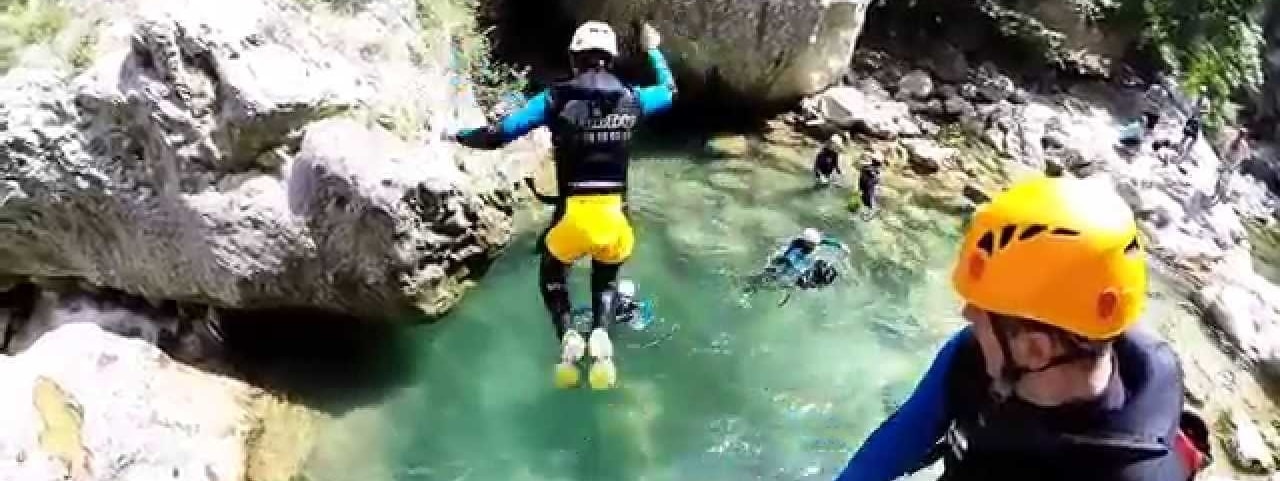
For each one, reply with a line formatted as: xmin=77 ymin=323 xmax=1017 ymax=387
xmin=936 ymin=330 xmax=1192 ymax=481
xmin=547 ymin=69 xmax=642 ymax=196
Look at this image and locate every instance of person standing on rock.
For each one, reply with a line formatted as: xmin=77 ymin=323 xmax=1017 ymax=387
xmin=452 ymin=21 xmax=676 ymax=390
xmin=815 ymin=134 xmax=845 ymax=186
xmin=1177 ymin=88 xmax=1209 ymax=165
xmin=1213 ymin=127 xmax=1251 ymax=206
xmin=836 ymin=176 xmax=1210 ymax=481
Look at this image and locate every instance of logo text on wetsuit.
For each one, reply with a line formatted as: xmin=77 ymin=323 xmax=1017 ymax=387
xmin=577 ymin=113 xmax=636 ymax=144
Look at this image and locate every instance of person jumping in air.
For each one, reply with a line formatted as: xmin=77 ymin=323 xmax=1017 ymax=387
xmin=835 ymin=176 xmax=1210 ymax=481
xmin=453 ymin=21 xmax=676 ymax=390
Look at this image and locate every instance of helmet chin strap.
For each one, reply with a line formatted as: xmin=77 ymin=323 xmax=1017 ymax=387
xmin=989 ymin=314 xmax=1105 ymax=402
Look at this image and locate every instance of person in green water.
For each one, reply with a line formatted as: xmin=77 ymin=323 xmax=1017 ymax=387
xmin=747 ymin=228 xmax=848 ymax=293
xmin=452 ymin=21 xmax=676 ymax=390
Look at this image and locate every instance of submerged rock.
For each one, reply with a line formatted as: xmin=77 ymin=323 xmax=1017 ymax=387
xmin=0 ymin=0 xmax=545 ymax=320
xmin=0 ymin=323 xmax=253 ymax=481
xmin=706 ymin=134 xmax=752 ymax=158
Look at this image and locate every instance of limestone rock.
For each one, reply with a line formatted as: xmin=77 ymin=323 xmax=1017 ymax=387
xmin=973 ymin=63 xmax=1016 ymax=103
xmin=1222 ymin=409 xmax=1275 ymax=474
xmin=705 ymin=134 xmax=751 ymax=158
xmin=1195 ymin=269 xmax=1280 ymax=382
xmin=563 ymin=0 xmax=874 ymax=103
xmin=0 ymin=323 xmax=253 ymax=481
xmin=896 ymin=70 xmax=934 ymax=100
xmin=924 ymin=44 xmax=969 ymax=83
xmin=943 ymin=96 xmax=977 ymax=121
xmin=807 ymin=86 xmax=921 ymax=139
xmin=854 ymin=77 xmax=891 ymax=100
xmin=901 ymin=138 xmax=956 ymax=175
xmin=0 ymin=0 xmax=544 ymax=320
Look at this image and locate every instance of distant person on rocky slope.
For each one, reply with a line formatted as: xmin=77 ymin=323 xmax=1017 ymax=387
xmin=1177 ymin=88 xmax=1209 ymax=165
xmin=453 ymin=21 xmax=677 ymax=391
xmin=1214 ymin=127 xmax=1252 ymax=205
xmin=836 ymin=176 xmax=1210 ymax=481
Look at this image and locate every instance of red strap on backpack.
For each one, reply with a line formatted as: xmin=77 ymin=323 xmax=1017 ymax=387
xmin=1174 ymin=429 xmax=1206 ymax=475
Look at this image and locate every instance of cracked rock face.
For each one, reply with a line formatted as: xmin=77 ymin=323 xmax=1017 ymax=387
xmin=0 ymin=0 xmax=543 ymax=320
xmin=561 ymin=0 xmax=872 ymax=104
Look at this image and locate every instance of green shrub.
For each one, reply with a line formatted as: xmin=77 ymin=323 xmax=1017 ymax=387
xmin=0 ymin=0 xmax=69 ymax=72
xmin=68 ymin=29 xmax=95 ymax=73
xmin=415 ymin=0 xmax=527 ymax=121
xmin=1103 ymin=0 xmax=1264 ymax=128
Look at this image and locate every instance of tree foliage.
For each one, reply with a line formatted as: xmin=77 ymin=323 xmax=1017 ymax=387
xmin=1103 ymin=0 xmax=1264 ymax=126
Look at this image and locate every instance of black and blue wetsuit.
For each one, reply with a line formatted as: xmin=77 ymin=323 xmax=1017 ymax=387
xmin=815 ymin=146 xmax=842 ymax=183
xmin=457 ymin=49 xmax=675 ymax=146
xmin=457 ymin=48 xmax=675 ymax=339
xmin=836 ymin=326 xmax=1198 ymax=481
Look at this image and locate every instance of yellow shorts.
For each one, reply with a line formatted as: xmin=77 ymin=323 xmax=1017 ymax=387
xmin=545 ymin=194 xmax=634 ymax=265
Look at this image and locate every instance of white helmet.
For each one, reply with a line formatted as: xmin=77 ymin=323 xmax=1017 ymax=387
xmin=617 ymin=279 xmax=636 ymax=298
xmin=569 ymin=21 xmax=619 ymax=57
xmin=802 ymin=228 xmax=823 ymax=245
xmin=828 ymin=134 xmax=844 ymax=148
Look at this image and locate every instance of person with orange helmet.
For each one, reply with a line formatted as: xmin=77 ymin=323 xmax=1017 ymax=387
xmin=835 ymin=176 xmax=1209 ymax=481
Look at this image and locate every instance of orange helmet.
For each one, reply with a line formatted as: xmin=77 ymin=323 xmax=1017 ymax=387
xmin=952 ymin=176 xmax=1147 ymax=340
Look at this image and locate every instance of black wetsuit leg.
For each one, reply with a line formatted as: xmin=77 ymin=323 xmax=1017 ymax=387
xmin=814 ymin=148 xmax=838 ymax=182
xmin=859 ymin=169 xmax=878 ymax=209
xmin=590 ymin=261 xmax=621 ymax=332
xmin=538 ymin=203 xmax=573 ymax=339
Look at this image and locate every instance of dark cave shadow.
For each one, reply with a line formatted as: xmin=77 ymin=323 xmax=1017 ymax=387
xmin=216 ymin=306 xmax=422 ymax=416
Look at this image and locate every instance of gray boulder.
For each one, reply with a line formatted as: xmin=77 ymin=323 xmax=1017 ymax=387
xmin=806 ymin=86 xmax=921 ymax=139
xmin=561 ymin=0 xmax=873 ymax=103
xmin=901 ymin=138 xmax=956 ymax=175
xmin=0 ymin=0 xmax=546 ymax=320
xmin=896 ymin=69 xmax=934 ymax=100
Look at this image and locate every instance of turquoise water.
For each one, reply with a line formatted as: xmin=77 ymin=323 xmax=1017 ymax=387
xmin=302 ymin=146 xmax=971 ymax=480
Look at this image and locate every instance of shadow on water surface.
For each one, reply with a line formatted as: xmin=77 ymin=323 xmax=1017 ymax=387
xmin=217 ymin=307 xmax=421 ymax=416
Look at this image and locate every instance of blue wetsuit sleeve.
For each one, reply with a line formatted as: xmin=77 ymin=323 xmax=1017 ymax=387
xmin=456 ymin=90 xmax=552 ymax=149
xmin=835 ymin=327 xmax=971 ymax=481
xmin=497 ymin=90 xmax=551 ymax=142
xmin=635 ymin=48 xmax=676 ymax=117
